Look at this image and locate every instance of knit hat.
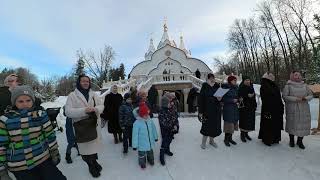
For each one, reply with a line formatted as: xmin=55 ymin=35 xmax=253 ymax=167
xmin=161 ymin=96 xmax=170 ymax=108
xmin=227 ymin=75 xmax=237 ymax=83
xmin=11 ymin=85 xmax=35 ymax=105
xmin=139 ymin=102 xmax=149 ymax=117
xmin=124 ymin=93 xmax=131 ymax=101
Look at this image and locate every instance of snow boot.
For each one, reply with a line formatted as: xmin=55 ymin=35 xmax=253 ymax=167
xmin=201 ymin=136 xmax=207 ymax=149
xmin=160 ymin=149 xmax=166 ymax=166
xmin=297 ymin=137 xmax=305 ymax=150
xmin=87 ymin=160 xmax=100 ymax=178
xmin=229 ymin=134 xmax=237 ymax=145
xmin=165 ymin=148 xmax=173 ymax=156
xmin=245 ymin=132 xmax=252 ymax=141
xmin=289 ymin=134 xmax=295 ymax=148
xmin=209 ymin=137 xmax=218 ymax=148
xmin=240 ymin=131 xmax=246 ymax=143
xmin=224 ymin=133 xmax=230 ymax=147
xmin=65 ymin=153 xmax=72 ymax=164
xmin=94 ymin=160 xmax=102 ymax=173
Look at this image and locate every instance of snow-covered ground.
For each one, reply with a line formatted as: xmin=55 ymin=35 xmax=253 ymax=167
xmin=41 ymin=95 xmax=320 ymax=180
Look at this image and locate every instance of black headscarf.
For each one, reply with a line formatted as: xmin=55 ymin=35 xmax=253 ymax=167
xmin=76 ymin=74 xmax=91 ymax=102
xmin=239 ymin=76 xmax=254 ymax=93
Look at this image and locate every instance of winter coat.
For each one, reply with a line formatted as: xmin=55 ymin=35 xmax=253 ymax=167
xmin=198 ymin=82 xmax=222 ymax=138
xmin=0 ymin=109 xmax=59 ymax=172
xmin=187 ymin=88 xmax=199 ymax=113
xmin=101 ymin=93 xmax=123 ymax=134
xmin=147 ymin=86 xmax=158 ymax=106
xmin=119 ymin=102 xmax=135 ymax=128
xmin=0 ymin=87 xmax=11 ymax=116
xmin=65 ymin=89 xmax=104 ymax=155
xmin=283 ymin=80 xmax=313 ymax=137
xmin=222 ymin=84 xmax=239 ymax=123
xmin=238 ymin=83 xmax=257 ymax=131
xmin=132 ymin=117 xmax=158 ymax=151
xmin=258 ymin=78 xmax=284 ymax=144
xmin=158 ymin=107 xmax=178 ymax=134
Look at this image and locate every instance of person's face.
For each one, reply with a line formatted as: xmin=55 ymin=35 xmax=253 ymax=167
xmin=126 ymin=98 xmax=132 ymax=104
xmin=112 ymin=86 xmax=118 ymax=93
xmin=244 ymin=79 xmax=251 ymax=86
xmin=8 ymin=76 xmax=18 ymax=89
xmin=140 ymin=92 xmax=147 ymax=101
xmin=208 ymin=77 xmax=215 ymax=84
xmin=80 ymin=77 xmax=90 ymax=90
xmin=293 ymin=72 xmax=301 ymax=81
xmin=15 ymin=95 xmax=33 ymax=110
xmin=231 ymin=79 xmax=237 ymax=85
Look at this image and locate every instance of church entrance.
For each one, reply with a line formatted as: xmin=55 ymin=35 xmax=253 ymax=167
xmin=162 ymin=90 xmax=184 ymax=112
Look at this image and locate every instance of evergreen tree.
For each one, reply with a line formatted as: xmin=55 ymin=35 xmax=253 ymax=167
xmin=74 ymin=53 xmax=85 ymax=78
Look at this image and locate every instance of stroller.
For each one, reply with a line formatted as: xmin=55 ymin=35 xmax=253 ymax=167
xmin=46 ymin=107 xmax=64 ymax=132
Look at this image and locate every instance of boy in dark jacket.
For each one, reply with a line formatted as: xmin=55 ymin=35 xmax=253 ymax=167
xmin=158 ymin=95 xmax=178 ymax=166
xmin=119 ymin=93 xmax=135 ymax=154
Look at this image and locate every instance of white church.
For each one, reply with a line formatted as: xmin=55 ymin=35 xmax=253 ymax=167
xmin=103 ymin=22 xmax=228 ymax=112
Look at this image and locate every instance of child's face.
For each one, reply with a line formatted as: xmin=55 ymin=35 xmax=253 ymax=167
xmin=15 ymin=95 xmax=33 ymax=110
xmin=126 ymin=98 xmax=132 ymax=104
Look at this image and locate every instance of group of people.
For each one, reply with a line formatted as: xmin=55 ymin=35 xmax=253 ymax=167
xmin=0 ymin=70 xmax=314 ymax=179
xmin=199 ymin=71 xmax=313 ymax=150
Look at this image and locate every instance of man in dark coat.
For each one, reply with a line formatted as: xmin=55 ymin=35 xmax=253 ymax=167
xmin=199 ymin=73 xmax=222 ymax=149
xmin=101 ymin=85 xmax=123 ymax=144
xmin=238 ymin=76 xmax=257 ymax=142
xmin=258 ymin=73 xmax=284 ymax=146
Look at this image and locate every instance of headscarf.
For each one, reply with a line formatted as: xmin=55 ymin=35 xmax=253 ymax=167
xmin=76 ymin=74 xmax=91 ymax=102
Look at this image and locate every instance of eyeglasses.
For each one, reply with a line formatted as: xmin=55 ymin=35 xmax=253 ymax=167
xmin=17 ymin=99 xmax=32 ymax=103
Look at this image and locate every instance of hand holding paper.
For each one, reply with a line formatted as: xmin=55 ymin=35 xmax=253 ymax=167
xmin=214 ymin=87 xmax=229 ymax=98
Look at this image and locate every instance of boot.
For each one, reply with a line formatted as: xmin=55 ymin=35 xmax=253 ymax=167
xmin=209 ymin=137 xmax=218 ymax=148
xmin=85 ymin=158 xmax=100 ymax=178
xmin=289 ymin=134 xmax=295 ymax=148
xmin=245 ymin=132 xmax=252 ymax=141
xmin=229 ymin=134 xmax=237 ymax=145
xmin=119 ymin=133 xmax=123 ymax=143
xmin=65 ymin=153 xmax=72 ymax=164
xmin=165 ymin=149 xmax=173 ymax=156
xmin=160 ymin=149 xmax=165 ymax=166
xmin=94 ymin=160 xmax=102 ymax=173
xmin=201 ymin=136 xmax=207 ymax=149
xmin=224 ymin=133 xmax=230 ymax=147
xmin=113 ymin=133 xmax=119 ymax=144
xmin=240 ymin=131 xmax=246 ymax=143
xmin=297 ymin=137 xmax=305 ymax=150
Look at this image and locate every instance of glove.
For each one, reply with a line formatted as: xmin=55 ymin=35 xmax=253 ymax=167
xmin=50 ymin=149 xmax=61 ymax=166
xmin=133 ymin=148 xmax=137 ymax=151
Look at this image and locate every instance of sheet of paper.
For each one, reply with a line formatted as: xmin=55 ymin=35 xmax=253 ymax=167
xmin=213 ymin=87 xmax=229 ymax=98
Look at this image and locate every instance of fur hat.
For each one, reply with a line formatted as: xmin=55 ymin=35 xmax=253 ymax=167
xmin=139 ymin=102 xmax=149 ymax=117
xmin=227 ymin=75 xmax=237 ymax=83
xmin=11 ymin=85 xmax=35 ymax=105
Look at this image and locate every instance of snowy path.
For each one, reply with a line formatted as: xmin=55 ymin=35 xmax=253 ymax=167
xmin=55 ymin=117 xmax=320 ymax=180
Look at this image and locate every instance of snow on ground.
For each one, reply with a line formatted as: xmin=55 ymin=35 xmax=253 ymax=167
xmin=42 ymin=96 xmax=320 ymax=180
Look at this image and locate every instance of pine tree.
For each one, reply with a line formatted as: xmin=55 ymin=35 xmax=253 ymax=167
xmin=74 ymin=52 xmax=85 ymax=79
xmin=119 ymin=63 xmax=125 ymax=80
xmin=307 ymin=15 xmax=320 ymax=84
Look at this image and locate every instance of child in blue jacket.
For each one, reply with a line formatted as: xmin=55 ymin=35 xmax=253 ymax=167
xmin=132 ymin=102 xmax=158 ymax=169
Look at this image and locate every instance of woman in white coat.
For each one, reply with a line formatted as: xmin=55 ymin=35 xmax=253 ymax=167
xmin=65 ymin=75 xmax=104 ymax=178
xmin=283 ymin=71 xmax=313 ymax=149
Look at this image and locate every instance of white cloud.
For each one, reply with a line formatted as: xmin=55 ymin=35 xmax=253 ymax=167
xmin=0 ymin=0 xmax=263 ymax=71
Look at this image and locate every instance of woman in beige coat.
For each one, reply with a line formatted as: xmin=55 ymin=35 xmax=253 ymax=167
xmin=65 ymin=75 xmax=104 ymax=177
xmin=283 ymin=71 xmax=313 ymax=149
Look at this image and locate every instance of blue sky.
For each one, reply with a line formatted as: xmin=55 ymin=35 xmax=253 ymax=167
xmin=0 ymin=0 xmax=261 ymax=79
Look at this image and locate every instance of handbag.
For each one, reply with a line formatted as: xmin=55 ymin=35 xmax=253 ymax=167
xmin=73 ymin=98 xmax=98 ymax=143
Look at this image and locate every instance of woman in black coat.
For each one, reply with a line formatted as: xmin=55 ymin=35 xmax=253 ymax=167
xmin=187 ymin=87 xmax=198 ymax=113
xmin=199 ymin=73 xmax=222 ymax=149
xmin=238 ymin=76 xmax=257 ymax=142
xmin=101 ymin=85 xmax=123 ymax=144
xmin=258 ymin=73 xmax=284 ymax=146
